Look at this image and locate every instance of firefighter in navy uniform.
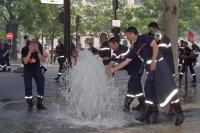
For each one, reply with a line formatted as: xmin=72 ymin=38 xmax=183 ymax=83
xmin=148 ymin=22 xmax=175 ymax=76
xmin=21 ymin=40 xmax=46 ymax=111
xmin=98 ymin=33 xmax=111 ymax=65
xmin=54 ymin=38 xmax=66 ymax=80
xmin=179 ymin=40 xmax=196 ymax=83
xmin=106 ymin=37 xmax=145 ymax=112
xmin=2 ymin=41 xmax=11 ymax=72
xmin=191 ymin=42 xmax=200 ymax=66
xmin=108 ymin=27 xmax=184 ymax=126
xmin=148 ymin=22 xmax=178 ymax=117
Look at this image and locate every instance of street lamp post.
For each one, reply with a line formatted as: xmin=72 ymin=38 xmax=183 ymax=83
xmin=64 ymin=0 xmax=71 ymax=64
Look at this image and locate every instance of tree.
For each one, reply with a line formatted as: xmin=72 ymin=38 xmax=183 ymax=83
xmin=163 ymin=0 xmax=179 ymax=77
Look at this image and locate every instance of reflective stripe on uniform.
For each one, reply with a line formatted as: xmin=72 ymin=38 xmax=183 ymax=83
xmin=171 ymin=99 xmax=180 ymax=104
xmin=113 ymin=49 xmax=130 ymax=59
xmin=37 ymin=95 xmax=43 ymax=99
xmin=99 ymin=48 xmax=110 ymax=51
xmin=135 ymin=93 xmax=144 ymax=97
xmin=127 ymin=94 xmax=135 ymax=98
xmin=160 ymin=89 xmax=178 ymax=108
xmin=145 ymin=100 xmax=153 ymax=105
xmin=58 ymin=73 xmax=62 ymax=75
xmin=59 ymin=56 xmax=64 ymax=58
xmin=192 ymin=74 xmax=196 ymax=77
xmin=25 ymin=96 xmax=33 ymax=99
xmin=158 ymin=43 xmax=172 ymax=48
xmin=179 ymin=73 xmax=184 ymax=75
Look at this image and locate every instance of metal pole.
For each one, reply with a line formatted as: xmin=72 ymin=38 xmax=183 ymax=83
xmin=64 ymin=0 xmax=71 ymax=64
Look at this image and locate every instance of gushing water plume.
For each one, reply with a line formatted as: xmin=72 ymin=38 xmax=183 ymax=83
xmin=54 ymin=50 xmax=131 ymax=128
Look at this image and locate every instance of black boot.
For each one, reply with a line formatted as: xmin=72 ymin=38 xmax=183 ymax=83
xmin=167 ymin=104 xmax=176 ymax=120
xmin=26 ymin=99 xmax=33 ymax=111
xmin=123 ymin=96 xmax=134 ymax=112
xmin=54 ymin=76 xmax=60 ymax=80
xmin=132 ymin=96 xmax=145 ymax=111
xmin=174 ymin=103 xmax=184 ymax=126
xmin=151 ymin=104 xmax=159 ymax=124
xmin=37 ymin=97 xmax=47 ymax=110
xmin=191 ymin=75 xmax=196 ymax=83
xmin=136 ymin=104 xmax=150 ymax=124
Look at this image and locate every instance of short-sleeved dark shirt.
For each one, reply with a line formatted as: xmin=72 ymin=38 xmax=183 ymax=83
xmin=112 ymin=44 xmax=142 ymax=74
xmin=55 ymin=43 xmax=64 ymax=56
xmin=128 ymin=34 xmax=154 ymax=62
xmin=21 ymin=46 xmax=43 ymax=69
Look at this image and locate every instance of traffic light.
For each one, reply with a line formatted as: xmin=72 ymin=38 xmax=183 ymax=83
xmin=58 ymin=12 xmax=64 ymax=24
xmin=112 ymin=0 xmax=118 ymax=10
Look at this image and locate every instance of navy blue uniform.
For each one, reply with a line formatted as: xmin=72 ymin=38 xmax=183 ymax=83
xmin=99 ymin=41 xmax=111 ymax=65
xmin=2 ymin=42 xmax=11 ymax=71
xmin=21 ymin=46 xmax=45 ymax=100
xmin=179 ymin=46 xmax=196 ymax=83
xmin=150 ymin=32 xmax=175 ymax=75
xmin=55 ymin=43 xmax=66 ymax=77
xmin=112 ymin=44 xmax=144 ymax=112
xmin=129 ymin=34 xmax=178 ymax=108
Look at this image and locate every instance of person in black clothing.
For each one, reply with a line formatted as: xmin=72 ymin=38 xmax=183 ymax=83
xmin=54 ymin=38 xmax=66 ymax=80
xmin=98 ymin=33 xmax=111 ymax=65
xmin=106 ymin=37 xmax=145 ymax=112
xmin=179 ymin=40 xmax=196 ymax=83
xmin=1 ymin=41 xmax=11 ymax=72
xmin=191 ymin=42 xmax=200 ymax=66
xmin=148 ymin=22 xmax=175 ymax=76
xmin=21 ymin=40 xmax=46 ymax=111
xmin=54 ymin=38 xmax=76 ymax=80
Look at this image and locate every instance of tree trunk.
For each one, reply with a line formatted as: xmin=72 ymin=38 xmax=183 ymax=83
xmin=163 ymin=0 xmax=179 ymax=79
xmin=50 ymin=31 xmax=55 ymax=64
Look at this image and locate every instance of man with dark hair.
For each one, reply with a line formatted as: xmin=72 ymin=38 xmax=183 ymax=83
xmin=179 ymin=40 xmax=196 ymax=83
xmin=106 ymin=37 xmax=145 ymax=112
xmin=21 ymin=40 xmax=46 ymax=111
xmin=98 ymin=33 xmax=111 ymax=65
xmin=107 ymin=26 xmax=184 ymax=126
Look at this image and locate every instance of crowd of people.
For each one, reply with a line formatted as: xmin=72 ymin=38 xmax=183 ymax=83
xmin=3 ymin=21 xmax=200 ymax=127
xmin=88 ymin=22 xmax=188 ymax=126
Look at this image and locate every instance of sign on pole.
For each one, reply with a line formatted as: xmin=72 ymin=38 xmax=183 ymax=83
xmin=40 ymin=0 xmax=63 ymax=4
xmin=6 ymin=32 xmax=13 ymax=39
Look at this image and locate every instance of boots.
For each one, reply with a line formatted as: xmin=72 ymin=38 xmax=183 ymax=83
xmin=26 ymin=99 xmax=33 ymax=111
xmin=136 ymin=104 xmax=150 ymax=124
xmin=136 ymin=104 xmax=159 ymax=124
xmin=37 ymin=97 xmax=47 ymax=110
xmin=132 ymin=96 xmax=145 ymax=111
xmin=174 ymin=103 xmax=184 ymax=126
xmin=151 ymin=104 xmax=159 ymax=124
xmin=191 ymin=75 xmax=196 ymax=83
xmin=123 ymin=96 xmax=134 ymax=112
